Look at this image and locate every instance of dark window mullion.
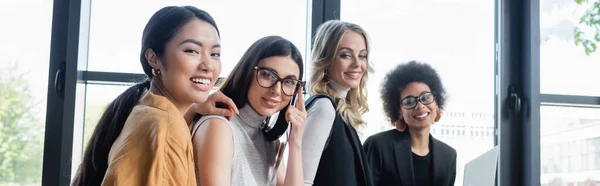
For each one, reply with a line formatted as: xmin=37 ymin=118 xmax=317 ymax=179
xmin=43 ymin=0 xmax=83 ymax=185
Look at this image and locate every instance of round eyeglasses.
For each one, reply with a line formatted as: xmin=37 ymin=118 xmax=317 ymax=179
xmin=254 ymin=66 xmax=302 ymax=96
xmin=399 ymin=91 xmax=435 ymax=109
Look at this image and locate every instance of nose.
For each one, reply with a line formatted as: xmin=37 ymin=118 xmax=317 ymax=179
xmin=269 ymin=81 xmax=282 ymax=96
xmin=415 ymin=101 xmax=426 ymax=110
xmin=350 ymin=55 xmax=360 ymax=66
xmin=199 ymin=51 xmax=215 ymax=72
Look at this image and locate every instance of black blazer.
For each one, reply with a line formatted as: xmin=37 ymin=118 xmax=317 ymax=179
xmin=306 ymin=95 xmax=373 ymax=186
xmin=363 ymin=129 xmax=456 ymax=186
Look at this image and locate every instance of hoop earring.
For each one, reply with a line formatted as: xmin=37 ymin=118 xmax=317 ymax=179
xmin=152 ymin=68 xmax=161 ymax=77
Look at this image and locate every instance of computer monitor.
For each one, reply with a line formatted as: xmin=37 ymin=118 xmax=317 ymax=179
xmin=463 ymin=146 xmax=499 ymax=186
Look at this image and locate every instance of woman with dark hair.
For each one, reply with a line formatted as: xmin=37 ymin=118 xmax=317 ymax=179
xmin=363 ymin=61 xmax=457 ymax=186
xmin=72 ymin=6 xmax=238 ymax=186
xmin=191 ymin=36 xmax=306 ymax=186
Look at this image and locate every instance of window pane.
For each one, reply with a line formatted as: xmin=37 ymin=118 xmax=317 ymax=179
xmin=540 ymin=0 xmax=600 ymax=96
xmin=342 ymin=1 xmax=495 ymax=185
xmin=0 ymin=0 xmax=52 ymax=185
xmin=540 ymin=106 xmax=600 ymax=185
xmin=71 ymin=84 xmax=130 ymax=180
xmin=87 ymin=0 xmax=309 ymax=78
xmin=82 ymin=85 xmax=130 ymax=149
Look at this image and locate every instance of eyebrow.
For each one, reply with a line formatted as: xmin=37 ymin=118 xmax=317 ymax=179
xmin=338 ymin=47 xmax=367 ymax=53
xmin=401 ymin=91 xmax=431 ymax=99
xmin=180 ymin=39 xmax=221 ymax=49
xmin=259 ymin=66 xmax=299 ymax=80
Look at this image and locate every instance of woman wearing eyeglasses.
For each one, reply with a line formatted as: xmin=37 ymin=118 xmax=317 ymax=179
xmin=191 ymin=36 xmax=306 ymax=186
xmin=363 ymin=61 xmax=457 ymax=186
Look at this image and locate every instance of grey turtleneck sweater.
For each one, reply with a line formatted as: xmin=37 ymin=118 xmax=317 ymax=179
xmin=192 ymin=104 xmax=277 ymax=186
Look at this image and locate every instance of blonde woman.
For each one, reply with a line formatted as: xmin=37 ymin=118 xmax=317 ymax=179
xmin=302 ymin=20 xmax=374 ymax=186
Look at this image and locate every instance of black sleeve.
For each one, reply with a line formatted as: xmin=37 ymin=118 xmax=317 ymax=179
xmin=363 ymin=137 xmax=382 ymax=186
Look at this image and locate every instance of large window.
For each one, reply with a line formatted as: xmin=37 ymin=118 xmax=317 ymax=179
xmin=86 ymin=0 xmax=309 ymax=77
xmin=540 ymin=0 xmax=600 ymax=185
xmin=0 ymin=1 xmax=53 ymax=185
xmin=540 ymin=106 xmax=600 ymax=185
xmin=341 ymin=0 xmax=496 ymax=185
xmin=540 ymin=0 xmax=600 ymax=97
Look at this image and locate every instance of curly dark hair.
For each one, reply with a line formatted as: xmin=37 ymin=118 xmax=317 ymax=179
xmin=380 ymin=61 xmax=447 ymax=124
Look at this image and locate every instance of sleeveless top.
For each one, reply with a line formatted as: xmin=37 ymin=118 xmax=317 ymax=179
xmin=192 ymin=104 xmax=277 ymax=186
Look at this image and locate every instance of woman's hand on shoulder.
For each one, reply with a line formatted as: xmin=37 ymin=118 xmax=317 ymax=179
xmin=185 ymin=91 xmax=239 ymax=123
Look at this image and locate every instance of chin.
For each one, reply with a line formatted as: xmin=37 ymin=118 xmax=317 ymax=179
xmin=192 ymin=95 xmax=210 ymax=104
xmin=344 ymin=81 xmax=362 ymax=89
xmin=408 ymin=122 xmax=432 ymax=129
xmin=252 ymin=105 xmax=275 ymax=117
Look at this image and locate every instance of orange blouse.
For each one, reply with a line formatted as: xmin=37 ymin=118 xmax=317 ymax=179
xmin=101 ymin=90 xmax=196 ymax=186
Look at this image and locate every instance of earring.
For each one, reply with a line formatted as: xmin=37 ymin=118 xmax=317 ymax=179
xmin=322 ymin=70 xmax=330 ymax=83
xmin=152 ymin=68 xmax=161 ymax=77
xmin=395 ymin=114 xmax=406 ymax=131
xmin=395 ymin=119 xmax=406 ymax=132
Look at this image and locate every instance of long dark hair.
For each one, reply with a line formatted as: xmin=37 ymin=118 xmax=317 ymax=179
xmin=219 ymin=36 xmax=304 ymax=108
xmin=71 ymin=6 xmax=219 ymax=186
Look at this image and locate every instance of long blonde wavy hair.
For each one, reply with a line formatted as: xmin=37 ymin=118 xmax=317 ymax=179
xmin=309 ymin=20 xmax=373 ymax=129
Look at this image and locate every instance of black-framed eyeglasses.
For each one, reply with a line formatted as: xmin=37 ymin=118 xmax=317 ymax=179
xmin=399 ymin=91 xmax=435 ymax=110
xmin=254 ymin=66 xmax=303 ymax=96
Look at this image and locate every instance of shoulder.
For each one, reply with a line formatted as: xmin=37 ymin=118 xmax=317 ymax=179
xmin=193 ymin=115 xmax=233 ymax=140
xmin=307 ymin=98 xmax=336 ymax=113
xmin=307 ymin=96 xmax=336 ymax=110
xmin=306 ymin=97 xmax=338 ymax=124
xmin=192 ymin=115 xmax=234 ymax=155
xmin=192 ymin=115 xmax=229 ymax=134
xmin=364 ymin=129 xmax=401 ymax=150
xmin=200 ymin=115 xmax=229 ymax=123
xmin=122 ymin=105 xmax=170 ymax=135
xmin=365 ymin=129 xmax=402 ymax=144
xmin=432 ymin=136 xmax=457 ymax=158
xmin=107 ymin=105 xmax=173 ymax=162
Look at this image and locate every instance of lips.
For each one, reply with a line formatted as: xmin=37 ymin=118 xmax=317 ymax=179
xmin=190 ymin=76 xmax=213 ymax=92
xmin=344 ymin=72 xmax=363 ymax=79
xmin=262 ymin=97 xmax=281 ymax=108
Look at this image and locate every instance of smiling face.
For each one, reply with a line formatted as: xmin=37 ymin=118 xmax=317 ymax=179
xmin=399 ymin=82 xmax=440 ymax=129
xmin=149 ymin=18 xmax=221 ymax=106
xmin=247 ymin=56 xmax=300 ymax=116
xmin=327 ymin=31 xmax=368 ymax=89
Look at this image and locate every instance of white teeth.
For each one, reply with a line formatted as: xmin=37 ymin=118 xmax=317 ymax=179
xmin=191 ymin=78 xmax=211 ymax=85
xmin=346 ymin=72 xmax=361 ymax=78
xmin=415 ymin=113 xmax=429 ymax=118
